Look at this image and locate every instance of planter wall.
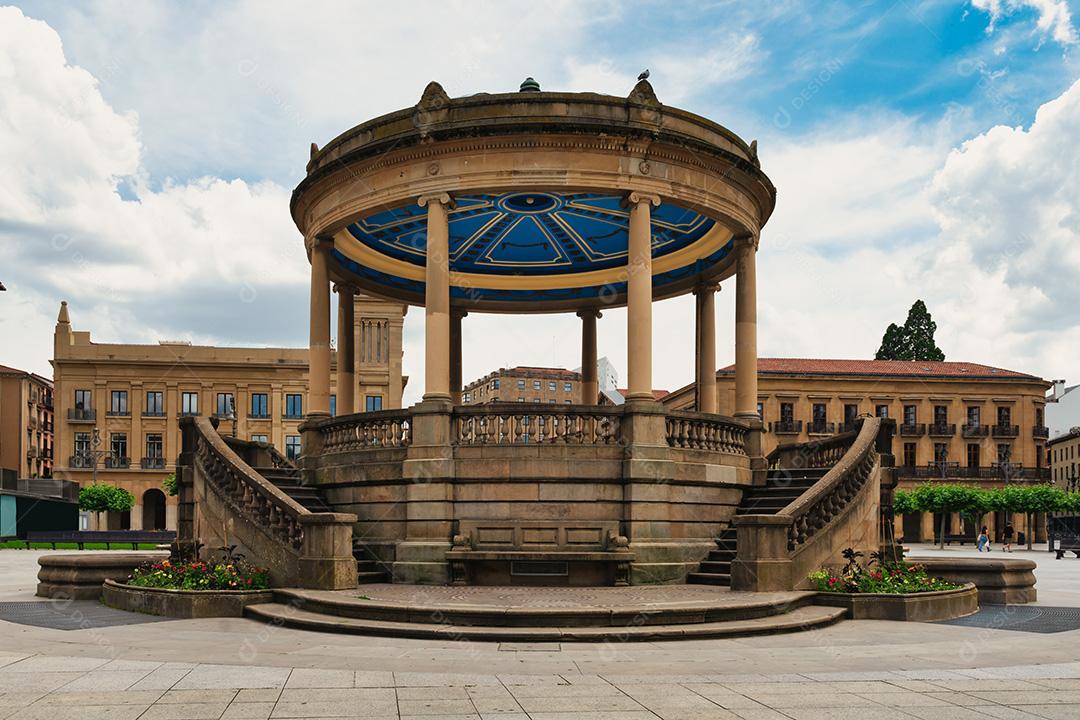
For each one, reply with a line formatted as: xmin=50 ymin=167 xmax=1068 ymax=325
xmin=908 ymin=557 xmax=1036 ymax=605
xmin=37 ymin=552 xmax=169 ymax=600
xmin=814 ymin=583 xmax=978 ymax=621
xmin=101 ymin=579 xmax=273 ymax=618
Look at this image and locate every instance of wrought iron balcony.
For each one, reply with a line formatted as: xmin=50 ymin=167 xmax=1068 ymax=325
xmin=807 ymin=421 xmax=836 ymax=435
xmin=770 ymin=420 xmax=802 ymax=434
xmin=67 ymin=408 xmax=95 ymax=422
xmin=142 ymin=410 xmax=165 ymax=417
xmin=141 ymin=457 xmax=165 ymax=470
xmin=840 ymin=421 xmax=861 ymax=433
xmin=104 ymin=456 xmax=130 ymax=469
xmin=69 ymin=455 xmax=95 ymax=469
xmin=961 ymin=424 xmax=989 ymax=438
xmin=992 ymin=424 xmax=1019 ymax=438
xmin=928 ymin=423 xmax=956 ymax=437
xmin=899 ymin=423 xmax=926 ymax=437
xmin=1033 ymin=426 xmax=1050 ymax=439
xmin=105 ymin=410 xmax=130 ymax=417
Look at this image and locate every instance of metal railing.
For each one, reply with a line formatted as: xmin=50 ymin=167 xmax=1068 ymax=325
xmin=928 ymin=423 xmax=956 ymax=436
xmin=770 ymin=420 xmax=802 ymax=434
xmin=992 ymin=424 xmax=1020 ymax=438
xmin=67 ymin=408 xmax=95 ymax=422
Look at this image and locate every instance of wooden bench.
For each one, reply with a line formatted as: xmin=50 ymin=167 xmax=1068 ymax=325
xmin=1055 ymin=534 xmax=1080 ymax=559
xmin=25 ymin=530 xmax=176 ymax=550
xmin=934 ymin=534 xmax=973 ymax=546
xmin=447 ymin=520 xmax=633 ymax=586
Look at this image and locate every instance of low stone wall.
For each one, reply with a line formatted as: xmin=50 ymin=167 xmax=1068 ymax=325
xmin=101 ymin=579 xmax=273 ymax=618
xmin=36 ymin=552 xmax=169 ymax=600
xmin=815 ymin=583 xmax=978 ymax=621
xmin=909 ymin=556 xmax=1037 ymax=604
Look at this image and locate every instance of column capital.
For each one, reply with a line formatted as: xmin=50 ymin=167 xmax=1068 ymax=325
xmin=450 ymin=308 xmax=468 ymax=320
xmin=625 ymin=191 xmax=661 ymax=208
xmin=333 ymin=282 xmax=357 ymax=295
xmin=418 ymin=192 xmax=455 ymax=209
xmin=575 ymin=308 xmax=602 ymax=320
xmin=693 ymin=281 xmax=720 ymax=295
xmin=306 ymin=234 xmax=334 ymax=252
xmin=733 ymin=233 xmax=759 ymax=252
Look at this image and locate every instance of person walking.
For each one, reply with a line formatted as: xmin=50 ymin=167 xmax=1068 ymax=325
xmin=977 ymin=526 xmax=991 ymax=552
xmin=1002 ymin=523 xmax=1014 ymax=553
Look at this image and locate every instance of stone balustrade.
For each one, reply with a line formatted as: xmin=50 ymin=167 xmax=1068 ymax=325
xmin=316 ymin=410 xmax=413 ymax=452
xmin=453 ymin=404 xmax=622 ymax=445
xmin=664 ymin=410 xmax=749 ymax=455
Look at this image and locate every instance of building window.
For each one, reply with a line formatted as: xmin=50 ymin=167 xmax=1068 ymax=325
xmin=564 ymin=382 xmax=572 ymax=393
xmin=934 ymin=405 xmax=948 ymax=424
xmin=74 ymin=432 xmax=90 ymax=457
xmin=365 ymin=395 xmax=383 ymax=412
xmin=533 ymin=380 xmax=541 ymax=390
xmin=812 ymin=403 xmax=827 ymax=423
xmin=843 ymin=404 xmax=858 ymax=424
xmin=111 ymin=432 xmax=128 ymax=459
xmin=1036 ymin=407 xmax=1045 ymax=428
xmin=330 ymin=395 xmax=336 ymax=416
xmin=250 ymin=393 xmax=268 ymax=418
xmin=997 ymin=444 xmax=1011 ymax=464
xmin=493 ymin=379 xmax=500 ymax=390
xmin=75 ymin=389 xmax=91 ymax=410
xmin=285 ymin=435 xmax=301 ymax=460
xmin=146 ymin=391 xmax=164 ymax=416
xmin=875 ymin=404 xmax=889 ymax=418
xmin=966 ymin=406 xmax=981 ymax=426
xmin=780 ymin=402 xmax=794 ymax=423
xmin=181 ymin=392 xmax=199 ymax=416
xmin=997 ymin=406 xmax=1012 ymax=426
xmin=517 ymin=397 xmax=525 ymax=402
xmin=517 ymin=379 xmax=525 ymax=389
xmin=216 ymin=392 xmax=235 ymax=417
xmin=251 ymin=434 xmax=268 ymax=443
xmin=285 ymin=394 xmax=303 ymax=418
xmin=565 ymin=399 xmax=572 ymax=404
xmin=109 ymin=390 xmax=128 ymax=416
xmin=463 ymin=392 xmax=472 ymax=403
xmin=903 ymin=404 xmax=917 ymax=426
xmin=934 ymin=442 xmax=948 ymax=463
xmin=966 ymin=443 xmax=980 ymax=468
xmin=145 ymin=433 xmax=163 ymax=459
xmin=757 ymin=402 xmax=764 ymax=418
xmin=903 ymin=442 xmax=916 ymax=467
xmin=548 ymin=381 xmax=556 ymax=391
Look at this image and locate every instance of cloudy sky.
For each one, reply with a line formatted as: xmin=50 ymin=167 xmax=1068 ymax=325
xmin=1 ymin=0 xmax=1078 ymax=405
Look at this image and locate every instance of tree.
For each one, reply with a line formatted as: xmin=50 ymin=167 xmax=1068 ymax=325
xmin=875 ymin=300 xmax=946 ymax=361
xmin=909 ymin=483 xmax=984 ymax=549
xmin=998 ymin=484 xmax=1068 ymax=550
xmin=163 ymin=473 xmax=178 ymax=497
xmin=79 ymin=484 xmax=136 ymax=529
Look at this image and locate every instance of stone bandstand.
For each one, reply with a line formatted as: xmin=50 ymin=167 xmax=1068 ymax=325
xmin=176 ymin=80 xmax=893 ymax=613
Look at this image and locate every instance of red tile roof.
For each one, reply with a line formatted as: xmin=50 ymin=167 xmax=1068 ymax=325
xmin=716 ymin=358 xmax=1042 ymax=381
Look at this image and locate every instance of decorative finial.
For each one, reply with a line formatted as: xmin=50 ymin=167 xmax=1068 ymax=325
xmin=519 ymin=77 xmax=540 ymax=92
xmin=637 ymin=69 xmax=650 ymax=81
xmin=57 ymin=300 xmax=70 ymax=324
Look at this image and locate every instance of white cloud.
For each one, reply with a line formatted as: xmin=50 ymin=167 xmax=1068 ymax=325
xmin=972 ymin=0 xmax=1079 ymax=46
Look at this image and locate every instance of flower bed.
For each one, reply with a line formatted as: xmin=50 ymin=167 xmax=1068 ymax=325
xmin=127 ymin=558 xmax=270 ymax=591
xmin=808 ymin=563 xmax=962 ymax=594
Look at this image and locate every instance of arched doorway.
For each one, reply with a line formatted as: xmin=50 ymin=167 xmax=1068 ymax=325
xmin=142 ymin=489 xmax=167 ymax=530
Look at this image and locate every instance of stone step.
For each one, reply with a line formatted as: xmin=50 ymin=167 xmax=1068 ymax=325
xmin=267 ymin=587 xmax=817 ymax=628
xmin=686 ymin=572 xmax=731 ymax=586
xmin=698 ymin=560 xmax=730 ymax=573
xmin=357 ymin=570 xmax=390 ymax=583
xmin=243 ymin=603 xmax=844 ymax=642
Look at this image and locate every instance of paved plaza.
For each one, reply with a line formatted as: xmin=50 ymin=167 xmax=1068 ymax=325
xmin=2 ymin=546 xmax=1080 ymax=718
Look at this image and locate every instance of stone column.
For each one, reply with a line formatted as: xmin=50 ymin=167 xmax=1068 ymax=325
xmin=336 ymin=284 xmax=356 ymax=415
xmin=308 ymin=236 xmax=333 ymax=418
xmin=734 ymin=236 xmax=759 ymax=419
xmin=419 ymin=193 xmax=452 ymax=402
xmin=577 ymin=309 xmax=600 ymax=404
xmin=626 ymin=192 xmax=660 ymax=401
xmin=449 ymin=309 xmax=466 ymax=405
xmin=694 ymin=283 xmax=718 ymax=414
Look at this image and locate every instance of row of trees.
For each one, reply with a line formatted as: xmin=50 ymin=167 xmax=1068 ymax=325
xmin=895 ymin=483 xmax=1079 ymax=550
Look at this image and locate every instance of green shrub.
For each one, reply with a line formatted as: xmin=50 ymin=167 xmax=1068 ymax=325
xmin=78 ymin=484 xmax=135 ymax=514
xmin=162 ymin=473 xmax=178 ymax=497
xmin=127 ymin=558 xmax=270 ymax=591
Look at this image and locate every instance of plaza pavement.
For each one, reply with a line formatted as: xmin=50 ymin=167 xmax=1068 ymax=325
xmin=0 ymin=545 xmax=1078 ymax=718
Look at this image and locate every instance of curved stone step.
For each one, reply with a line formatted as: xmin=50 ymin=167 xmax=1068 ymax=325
xmin=243 ymin=602 xmax=844 ymax=642
xmin=686 ymin=572 xmax=731 ymax=586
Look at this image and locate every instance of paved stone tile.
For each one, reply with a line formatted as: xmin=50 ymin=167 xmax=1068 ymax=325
xmin=394 ymin=673 xmax=500 ymax=687
xmin=558 ymin=674 xmax=611 ymax=686
xmin=967 ymin=690 xmax=1080 ymax=705
xmin=96 ymin=660 xmax=164 ymax=673
xmin=726 ymin=708 xmax=792 ymax=720
xmin=0 ymin=674 xmax=83 ymax=693
xmin=799 ymin=671 xmax=904 ymax=682
xmin=929 ymin=679 xmax=1046 ymax=691
xmin=526 ymin=714 xmax=658 ymax=720
xmin=397 ymin=686 xmax=470 ymax=700
xmin=853 ymin=691 xmax=958 ymax=707
xmin=510 ymin=683 xmax=624 ymax=698
xmin=55 ymin=671 xmax=151 ymax=692
xmin=284 ymin=668 xmax=354 ymax=689
xmin=33 ymin=690 xmax=164 ymax=705
xmin=399 ymin=715 xmax=480 ymax=720
xmin=139 ymin=703 xmax=231 ymax=720
xmin=1006 ymin=705 xmax=1080 ymax=720
xmin=496 ymin=674 xmax=566 ymax=686
xmin=6 ymin=706 xmax=149 ymax=720
xmin=159 ymin=689 xmax=239 ymax=704
xmin=270 ymin=700 xmax=399 ymax=718
xmin=233 ymin=689 xmax=282 ymax=703
xmin=278 ymin=688 xmax=395 ymax=703
xmin=467 ymin=693 xmax=522 ymax=714
xmin=1027 ymin=678 xmax=1080 ymax=689
xmin=173 ymin=664 xmax=289 ymax=690
xmin=778 ymin=709 xmax=917 ymax=720
xmin=920 ymin=691 xmax=987 ymax=706
xmin=743 ymin=692 xmax=883 ymax=709
xmin=221 ymin=702 xmax=275 ymax=719
xmin=514 ymin=694 xmax=646 ymax=713
xmin=477 ymin=715 xmax=527 ymax=720
xmin=396 ymin=698 xmax=476 ymax=715
xmin=1 ymin=656 xmax=111 ymax=673
xmin=354 ymin=671 xmax=395 ymax=688
xmin=127 ymin=663 xmax=196 ymax=691
xmin=971 ymin=706 xmax=1058 ymax=720
xmin=680 ymin=685 xmax=770 ymax=710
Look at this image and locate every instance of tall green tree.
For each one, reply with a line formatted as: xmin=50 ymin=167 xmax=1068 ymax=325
xmin=875 ymin=300 xmax=946 ymax=361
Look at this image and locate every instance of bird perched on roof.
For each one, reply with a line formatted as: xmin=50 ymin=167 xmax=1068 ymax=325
xmin=638 ymin=69 xmax=650 ymax=81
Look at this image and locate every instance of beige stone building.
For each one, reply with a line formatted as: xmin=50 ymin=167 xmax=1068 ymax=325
xmin=462 ymin=366 xmax=582 ymax=405
xmin=52 ymin=295 xmax=405 ymax=530
xmin=1049 ymin=427 xmax=1080 ymax=491
xmin=0 ymin=365 xmax=54 ymax=480
xmin=665 ymin=358 xmax=1052 ymax=542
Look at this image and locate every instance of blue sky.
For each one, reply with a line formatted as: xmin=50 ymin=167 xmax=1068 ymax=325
xmin=1 ymin=0 xmax=1078 ymax=416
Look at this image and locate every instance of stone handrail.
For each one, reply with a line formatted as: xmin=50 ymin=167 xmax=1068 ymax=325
xmin=664 ymin=410 xmax=749 ymax=455
xmin=222 ymin=435 xmax=296 ymax=470
xmin=775 ymin=416 xmax=881 ymax=551
xmin=453 ymin=404 xmax=623 ymax=445
xmin=312 ymin=409 xmax=413 ymax=452
xmin=190 ymin=417 xmax=309 ymax=550
xmin=766 ymin=427 xmax=860 ymax=470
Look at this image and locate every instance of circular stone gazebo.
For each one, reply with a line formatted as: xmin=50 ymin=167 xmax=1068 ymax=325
xmin=292 ymin=78 xmax=778 ymax=586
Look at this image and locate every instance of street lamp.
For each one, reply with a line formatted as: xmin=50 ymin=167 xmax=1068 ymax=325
xmin=78 ymin=427 xmax=110 ymax=486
